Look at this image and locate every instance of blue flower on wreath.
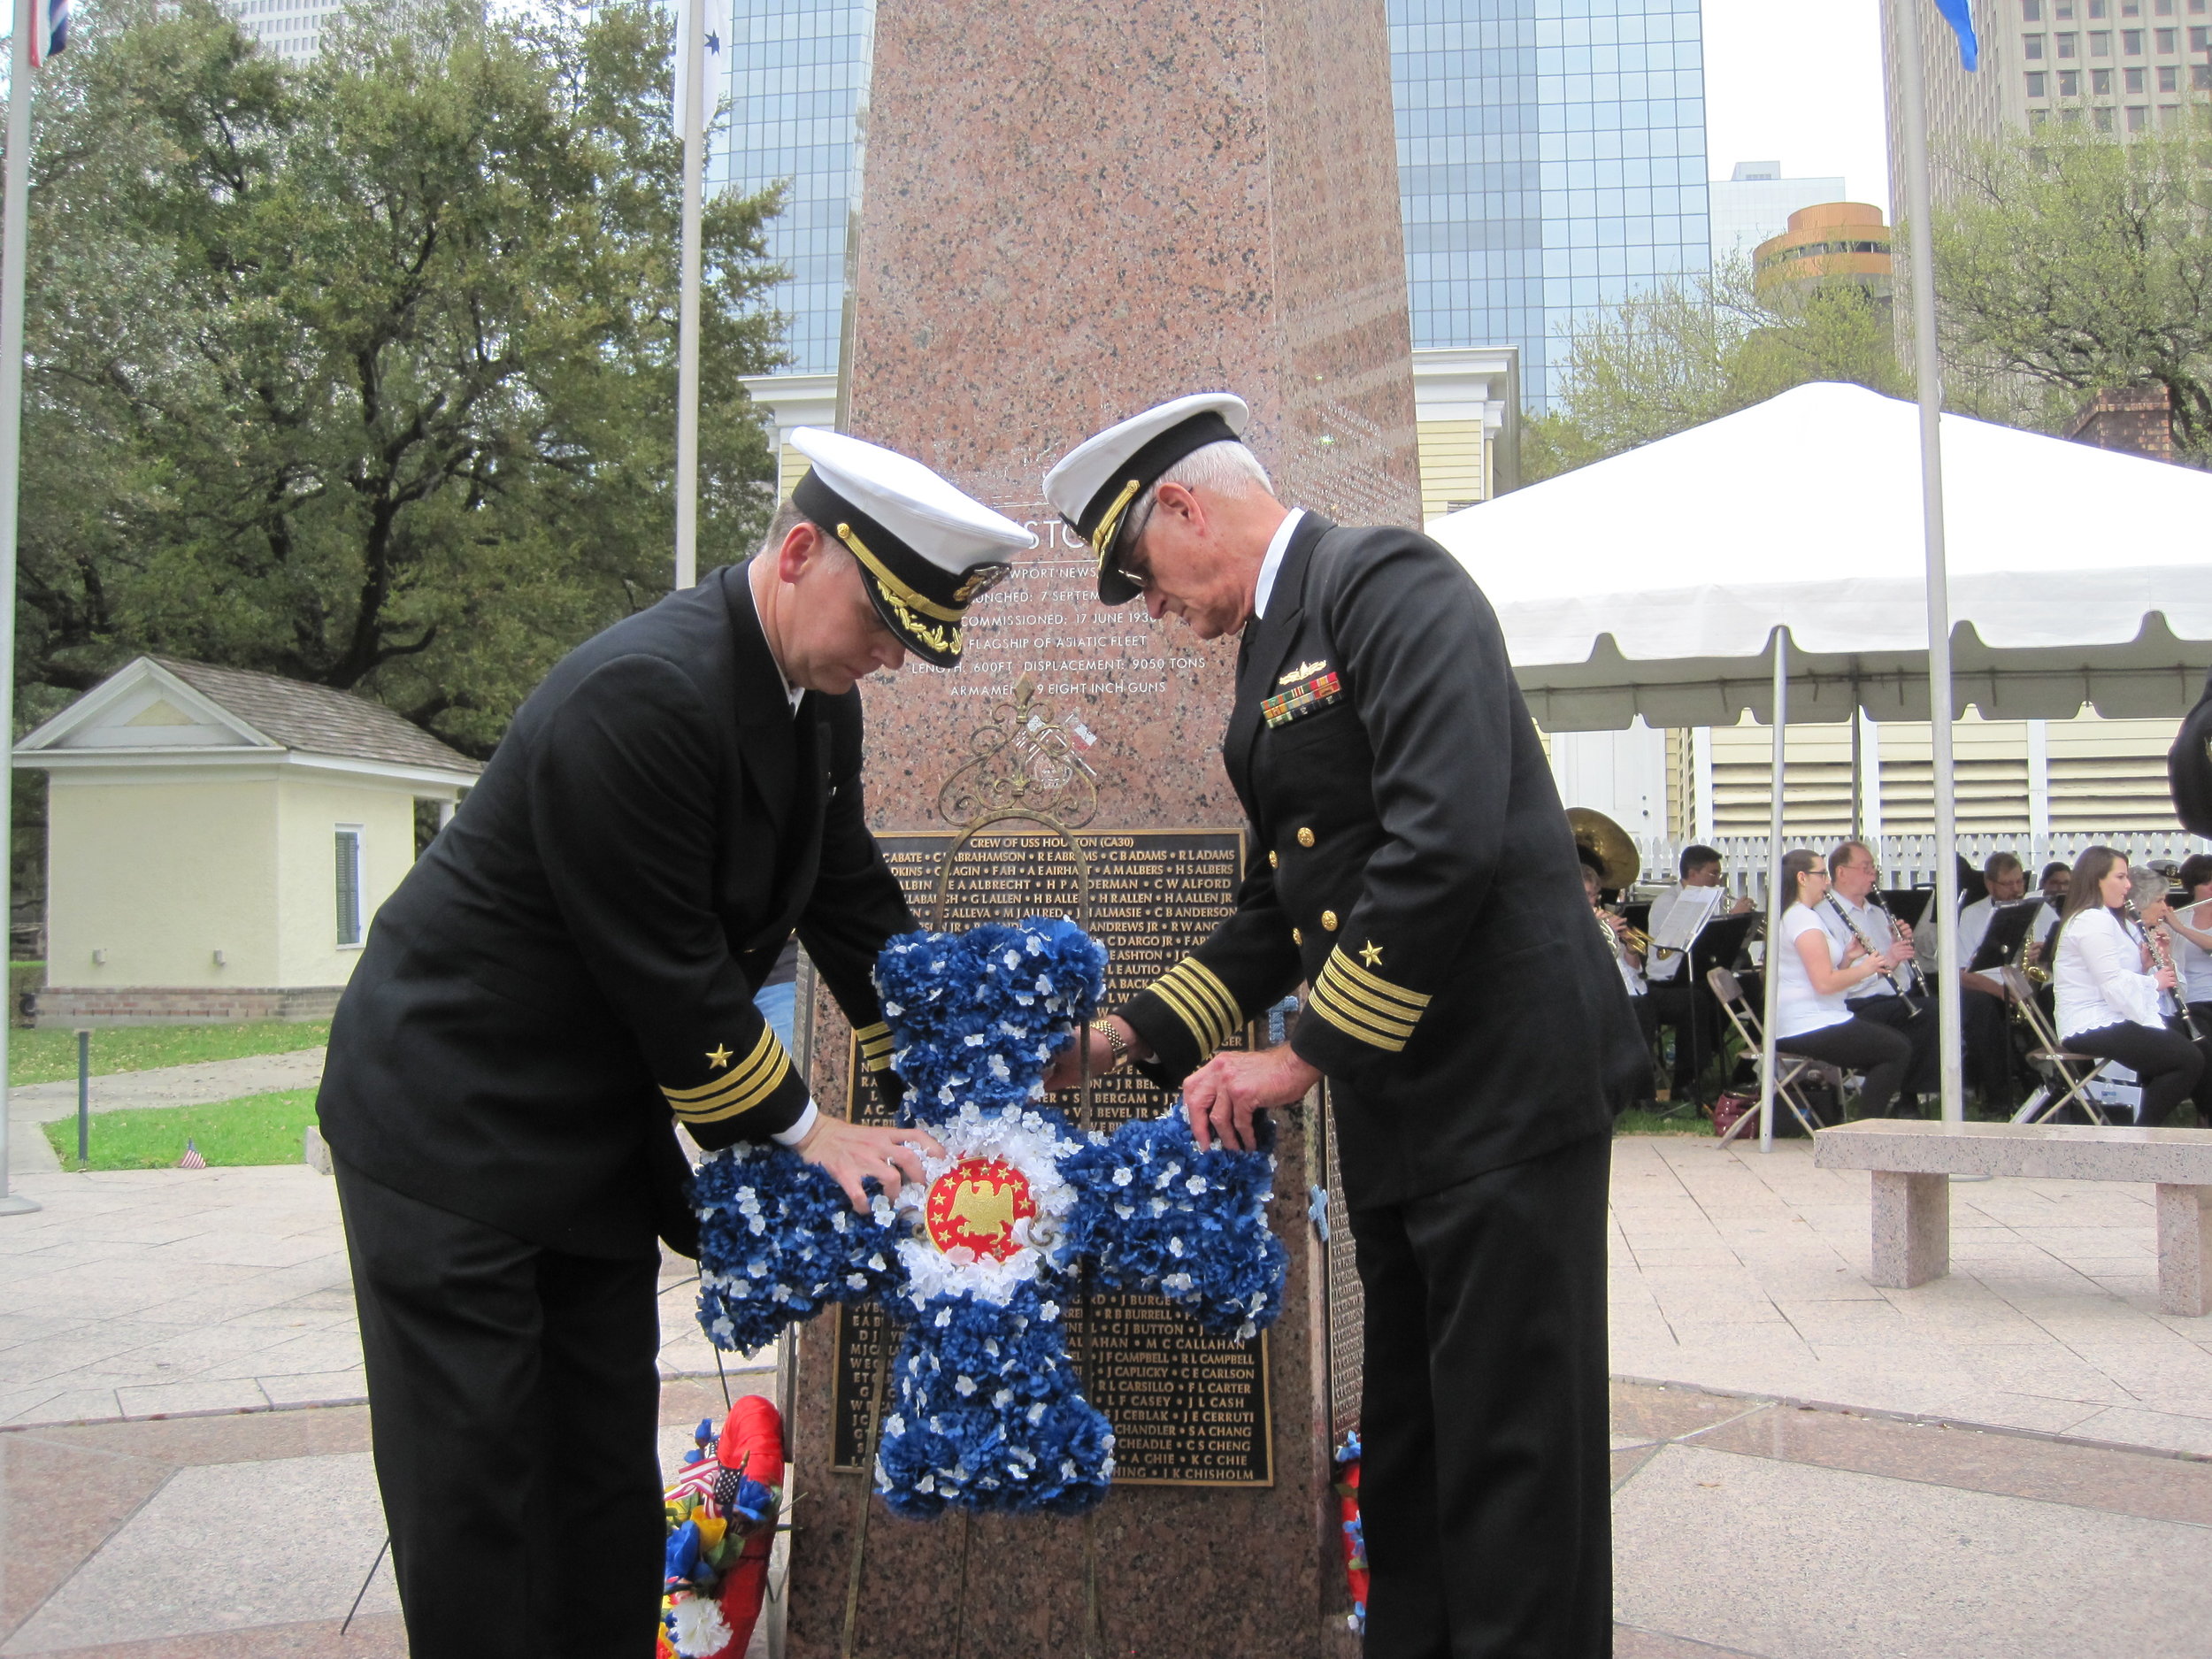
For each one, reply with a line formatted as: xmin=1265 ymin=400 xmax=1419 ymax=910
xmin=690 ymin=915 xmax=1287 ymax=1518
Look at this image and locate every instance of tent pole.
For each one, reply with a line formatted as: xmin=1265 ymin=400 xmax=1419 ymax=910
xmin=1759 ymin=632 xmax=1787 ymax=1154
xmin=1898 ymin=0 xmax=1964 ymax=1124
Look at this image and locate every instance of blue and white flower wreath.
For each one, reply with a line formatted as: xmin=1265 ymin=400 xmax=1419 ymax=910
xmin=692 ymin=916 xmax=1287 ymax=1518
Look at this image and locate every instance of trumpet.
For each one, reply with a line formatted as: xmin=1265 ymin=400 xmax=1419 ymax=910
xmin=1607 ymin=906 xmax=1655 ymax=957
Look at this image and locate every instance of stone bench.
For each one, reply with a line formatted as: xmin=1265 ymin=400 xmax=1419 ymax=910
xmin=1812 ymin=1119 xmax=2212 ymax=1316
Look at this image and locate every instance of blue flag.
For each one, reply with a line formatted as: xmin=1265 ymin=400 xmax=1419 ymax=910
xmin=1933 ymin=0 xmax=1979 ymax=70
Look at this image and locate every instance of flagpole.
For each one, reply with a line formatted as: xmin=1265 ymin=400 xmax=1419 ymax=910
xmin=1897 ymin=0 xmax=1965 ymax=1125
xmin=0 ymin=0 xmax=39 ymax=1215
xmin=673 ymin=0 xmax=706 ymax=592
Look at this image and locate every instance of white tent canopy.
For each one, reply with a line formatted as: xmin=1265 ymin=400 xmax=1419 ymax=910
xmin=1430 ymin=382 xmax=2212 ymax=734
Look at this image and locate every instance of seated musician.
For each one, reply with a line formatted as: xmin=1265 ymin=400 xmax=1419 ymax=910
xmin=2165 ymin=854 xmax=2212 ymax=1039
xmin=1582 ymin=856 xmax=1656 ymax=1110
xmin=1644 ymin=845 xmax=1750 ymax=1101
xmin=1773 ymin=849 xmax=1916 ymax=1118
xmin=2129 ymin=862 xmax=2212 ymax=1122
xmin=2049 ymin=848 xmax=2203 ymax=1126
xmin=1955 ymin=851 xmax=2033 ymax=1108
xmin=1817 ymin=841 xmax=1938 ymax=1116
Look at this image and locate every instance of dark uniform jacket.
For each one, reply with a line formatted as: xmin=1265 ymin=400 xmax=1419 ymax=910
xmin=317 ymin=565 xmax=914 ymax=1259
xmin=1120 ymin=514 xmax=1642 ymax=1209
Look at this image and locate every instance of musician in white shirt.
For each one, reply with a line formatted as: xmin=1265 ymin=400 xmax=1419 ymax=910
xmin=2051 ymin=846 xmax=2203 ymax=1125
xmin=1816 ymin=841 xmax=1937 ymax=1114
xmin=1774 ymin=849 xmax=1916 ymax=1118
xmin=2166 ymin=854 xmax=2212 ymax=1039
xmin=1643 ymin=845 xmax=1750 ymax=1102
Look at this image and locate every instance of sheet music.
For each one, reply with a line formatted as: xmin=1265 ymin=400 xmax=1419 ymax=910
xmin=1649 ymin=883 xmax=1725 ymax=956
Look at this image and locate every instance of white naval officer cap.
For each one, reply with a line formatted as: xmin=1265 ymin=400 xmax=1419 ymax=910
xmin=788 ymin=426 xmax=1036 ymax=668
xmin=1042 ymin=393 xmax=1251 ymax=606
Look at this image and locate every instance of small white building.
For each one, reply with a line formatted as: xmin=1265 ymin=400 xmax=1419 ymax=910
xmin=13 ymin=656 xmax=480 ymax=1025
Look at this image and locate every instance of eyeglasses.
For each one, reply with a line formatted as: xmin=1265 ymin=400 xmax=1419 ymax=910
xmin=1110 ymin=492 xmax=1159 ymax=591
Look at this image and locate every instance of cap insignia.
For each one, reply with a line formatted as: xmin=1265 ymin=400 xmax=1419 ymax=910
xmin=952 ymin=562 xmax=1013 ymax=604
xmin=835 ymin=521 xmax=964 ymax=622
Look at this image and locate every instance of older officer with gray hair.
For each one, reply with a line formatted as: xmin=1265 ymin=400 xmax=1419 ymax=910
xmin=1042 ymin=394 xmax=1642 ymax=1659
xmin=318 ymin=429 xmax=1030 ymax=1659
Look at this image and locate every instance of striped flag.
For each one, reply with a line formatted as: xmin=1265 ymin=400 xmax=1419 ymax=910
xmin=177 ymin=1137 xmax=208 ymax=1170
xmin=1933 ymin=0 xmax=1978 ymax=70
xmin=28 ymin=0 xmax=68 ymax=65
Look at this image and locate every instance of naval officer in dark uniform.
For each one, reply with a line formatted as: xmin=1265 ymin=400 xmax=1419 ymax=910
xmin=316 ymin=428 xmax=1030 ymax=1658
xmin=1042 ymin=395 xmax=1642 ymax=1659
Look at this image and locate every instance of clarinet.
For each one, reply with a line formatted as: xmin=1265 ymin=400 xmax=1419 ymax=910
xmin=1824 ymin=893 xmax=1923 ymax=1015
xmin=2127 ymin=898 xmax=2201 ymax=1041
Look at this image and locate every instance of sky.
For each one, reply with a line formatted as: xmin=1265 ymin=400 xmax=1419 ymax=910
xmin=1701 ymin=0 xmax=1893 ymax=211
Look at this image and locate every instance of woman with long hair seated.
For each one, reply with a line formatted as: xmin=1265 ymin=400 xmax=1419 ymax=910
xmin=2051 ymin=846 xmax=2205 ymax=1125
xmin=1770 ymin=848 xmax=1916 ymax=1118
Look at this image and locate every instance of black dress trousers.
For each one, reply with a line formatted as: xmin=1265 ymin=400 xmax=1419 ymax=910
xmin=334 ymin=1155 xmax=665 ymax=1659
xmin=1348 ymin=1131 xmax=1613 ymax=1659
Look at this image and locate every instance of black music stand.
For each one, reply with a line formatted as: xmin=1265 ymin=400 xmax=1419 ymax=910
xmin=1970 ymin=900 xmax=2046 ymax=973
xmin=1883 ymin=888 xmax=1936 ymax=928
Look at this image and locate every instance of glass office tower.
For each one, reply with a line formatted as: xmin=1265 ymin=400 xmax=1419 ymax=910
xmin=717 ymin=0 xmax=875 ymax=376
xmin=1389 ymin=0 xmax=1710 ymax=407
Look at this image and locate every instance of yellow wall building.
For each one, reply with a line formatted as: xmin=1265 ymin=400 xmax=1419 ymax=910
xmin=15 ymin=657 xmax=480 ymax=1025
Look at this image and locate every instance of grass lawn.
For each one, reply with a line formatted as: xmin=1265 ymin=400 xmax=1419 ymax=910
xmin=10 ymin=1021 xmax=329 ymax=1087
xmin=41 ymin=1087 xmax=320 ymax=1171
xmin=1617 ymin=1103 xmax=1715 ymax=1137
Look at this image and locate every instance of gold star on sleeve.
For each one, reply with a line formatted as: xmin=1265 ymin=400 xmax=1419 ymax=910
xmin=705 ymin=1044 xmax=733 ymax=1070
xmin=1359 ymin=941 xmax=1385 ymax=967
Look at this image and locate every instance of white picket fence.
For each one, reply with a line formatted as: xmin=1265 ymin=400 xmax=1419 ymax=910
xmin=1629 ymin=831 xmax=2212 ymax=902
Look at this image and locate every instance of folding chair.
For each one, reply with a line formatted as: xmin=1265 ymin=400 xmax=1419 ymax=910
xmin=1705 ymin=966 xmax=1837 ymax=1145
xmin=1999 ymin=966 xmax=2116 ymax=1125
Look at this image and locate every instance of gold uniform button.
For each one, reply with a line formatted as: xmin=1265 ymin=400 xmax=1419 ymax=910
xmin=1292 ymin=927 xmax=1303 ymax=946
xmin=1268 ymin=850 xmax=1279 ymax=869
xmin=1321 ymin=910 xmax=1339 ymax=932
xmin=1297 ymin=827 xmax=1316 ymax=848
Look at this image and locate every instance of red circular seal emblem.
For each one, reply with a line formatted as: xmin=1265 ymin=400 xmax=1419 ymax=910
xmin=925 ymin=1157 xmax=1037 ymax=1263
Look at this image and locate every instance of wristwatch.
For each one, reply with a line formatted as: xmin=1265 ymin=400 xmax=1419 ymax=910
xmin=1089 ymin=1018 xmax=1130 ymax=1071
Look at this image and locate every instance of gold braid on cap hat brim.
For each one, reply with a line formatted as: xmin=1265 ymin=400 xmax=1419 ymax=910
xmin=834 ymin=520 xmax=965 ymax=623
xmin=1085 ymin=478 xmax=1144 ymax=572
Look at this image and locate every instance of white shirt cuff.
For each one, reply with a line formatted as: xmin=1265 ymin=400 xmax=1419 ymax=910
xmin=771 ymin=1101 xmax=821 ymax=1147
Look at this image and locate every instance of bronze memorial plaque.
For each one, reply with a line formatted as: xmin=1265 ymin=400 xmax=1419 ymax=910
xmin=828 ymin=827 xmax=1273 ymax=1486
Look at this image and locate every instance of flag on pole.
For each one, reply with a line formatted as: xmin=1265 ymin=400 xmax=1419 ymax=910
xmin=1932 ymin=0 xmax=1978 ymax=70
xmin=28 ymin=0 xmax=68 ymax=65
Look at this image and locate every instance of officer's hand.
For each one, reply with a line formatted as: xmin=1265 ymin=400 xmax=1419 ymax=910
xmin=1183 ymin=1046 xmax=1322 ymax=1153
xmin=794 ymin=1116 xmax=943 ymax=1214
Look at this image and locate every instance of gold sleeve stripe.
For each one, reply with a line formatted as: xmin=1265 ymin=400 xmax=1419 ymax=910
xmin=1165 ymin=959 xmax=1241 ymax=1043
xmin=1149 ymin=974 xmax=1228 ymax=1059
xmin=663 ymin=1028 xmax=791 ymax=1121
xmin=1307 ymin=978 xmax=1410 ymax=1053
xmin=1324 ymin=949 xmax=1432 ymax=1012
xmin=1313 ymin=963 xmax=1421 ymax=1038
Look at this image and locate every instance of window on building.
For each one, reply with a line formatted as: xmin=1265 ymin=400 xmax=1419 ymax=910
xmin=2194 ymin=23 xmax=2211 ymax=44
xmin=2123 ymin=27 xmax=2146 ymax=47
xmin=2090 ymin=0 xmax=2108 ymax=13
xmin=2090 ymin=29 xmax=2114 ymax=50
xmin=2094 ymin=65 xmax=2116 ymax=88
xmin=2197 ymin=60 xmax=2212 ymax=84
xmin=2127 ymin=102 xmax=2150 ymax=126
xmin=2026 ymin=32 xmax=2047 ymax=55
xmin=2096 ymin=104 xmax=2117 ymax=127
xmin=2029 ymin=69 xmax=2051 ymax=93
xmin=2193 ymin=0 xmax=2208 ymax=16
xmin=2059 ymin=30 xmax=2079 ymax=52
xmin=2122 ymin=0 xmax=2140 ymax=12
xmin=2160 ymin=61 xmax=2180 ymax=86
xmin=2025 ymin=0 xmax=2044 ymax=14
xmin=2126 ymin=64 xmax=2148 ymax=87
xmin=2156 ymin=0 xmax=2175 ymax=14
xmin=2157 ymin=25 xmax=2179 ymax=45
xmin=2032 ymin=105 xmax=2054 ymax=124
xmin=2062 ymin=67 xmax=2084 ymax=90
xmin=335 ymin=827 xmax=364 ymax=948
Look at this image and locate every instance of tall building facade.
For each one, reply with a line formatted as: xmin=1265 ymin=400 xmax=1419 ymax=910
xmin=1389 ymin=0 xmax=1711 ymax=406
xmin=1883 ymin=0 xmax=2212 ymax=211
xmin=717 ymin=0 xmax=875 ymax=377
